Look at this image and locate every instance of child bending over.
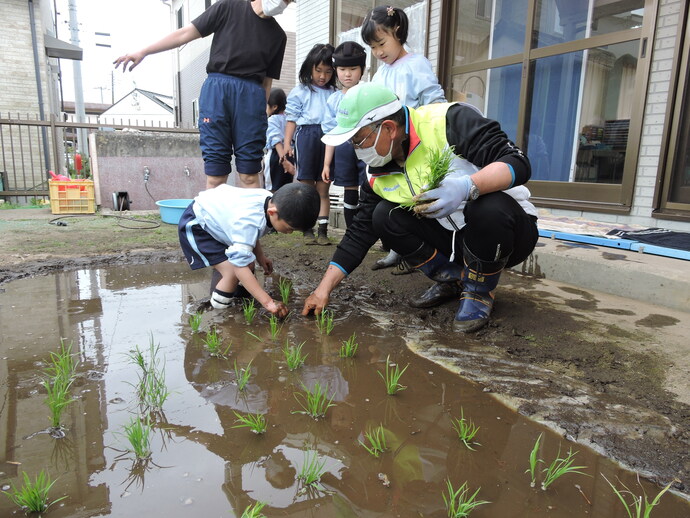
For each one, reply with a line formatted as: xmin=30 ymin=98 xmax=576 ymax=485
xmin=178 ymin=182 xmax=320 ymax=317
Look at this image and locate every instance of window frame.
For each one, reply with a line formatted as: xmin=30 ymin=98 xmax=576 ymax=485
xmin=441 ymin=0 xmax=659 ymax=214
xmin=656 ymin=1 xmax=690 ymax=221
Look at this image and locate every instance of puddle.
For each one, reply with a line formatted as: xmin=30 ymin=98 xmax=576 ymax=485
xmin=0 ymin=263 xmax=688 ymax=517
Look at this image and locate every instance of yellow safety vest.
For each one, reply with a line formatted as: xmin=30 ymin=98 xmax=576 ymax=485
xmin=370 ymin=103 xmax=454 ymax=204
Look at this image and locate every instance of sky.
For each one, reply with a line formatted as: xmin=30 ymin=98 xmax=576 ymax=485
xmin=56 ymin=0 xmax=296 ymax=105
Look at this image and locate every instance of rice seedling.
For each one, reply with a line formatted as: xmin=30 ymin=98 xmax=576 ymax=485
xmin=43 ymin=375 xmax=75 ymax=429
xmin=45 ymin=339 xmax=78 ymax=384
xmin=378 ymin=355 xmax=409 ymax=395
xmin=278 ymin=277 xmax=292 ymax=304
xmin=298 ymin=450 xmax=327 ymax=486
xmin=3 ymin=470 xmax=67 ymax=513
xmin=241 ymin=501 xmax=267 ymax=518
xmin=268 ymin=314 xmax=282 ymax=339
xmin=603 ymin=474 xmax=677 ymax=518
xmin=315 ymin=308 xmax=335 ymax=335
xmin=203 ymin=327 xmax=231 ymax=358
xmin=525 ymin=433 xmax=543 ymax=488
xmin=443 ymin=479 xmax=489 ymax=517
xmin=123 ymin=415 xmax=153 ymax=460
xmin=293 ymin=382 xmax=336 ymax=419
xmin=243 ymin=298 xmax=258 ymax=324
xmin=402 ymin=146 xmax=456 ymax=209
xmin=232 ymin=411 xmax=267 ymax=434
xmin=234 ymin=359 xmax=253 ymax=391
xmin=540 ymin=445 xmax=587 ymax=490
xmin=359 ymin=424 xmax=388 ymax=458
xmin=283 ymin=340 xmax=307 ymax=371
xmin=451 ymin=408 xmax=481 ymax=451
xmin=339 ymin=333 xmax=359 ymax=358
xmin=127 ymin=336 xmax=170 ymax=411
xmin=189 ymin=311 xmax=202 ymax=332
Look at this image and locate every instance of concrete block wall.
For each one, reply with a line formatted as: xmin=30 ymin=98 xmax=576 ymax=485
xmin=91 ymin=131 xmax=205 ymax=211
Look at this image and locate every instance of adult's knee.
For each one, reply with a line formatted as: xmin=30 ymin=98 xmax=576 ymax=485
xmin=371 ymin=200 xmax=399 ymax=238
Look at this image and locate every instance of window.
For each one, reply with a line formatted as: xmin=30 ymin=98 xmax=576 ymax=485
xmin=192 ymin=99 xmax=199 ymax=128
xmin=446 ymin=0 xmax=655 ymax=211
xmin=176 ymin=7 xmax=184 ymax=29
xmin=658 ymin=3 xmax=690 ymax=216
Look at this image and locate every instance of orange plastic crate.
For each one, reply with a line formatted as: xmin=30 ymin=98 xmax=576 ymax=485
xmin=49 ymin=180 xmax=96 ymax=214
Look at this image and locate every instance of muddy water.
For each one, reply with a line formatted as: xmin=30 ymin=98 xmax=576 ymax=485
xmin=0 ymin=263 xmax=688 ymax=517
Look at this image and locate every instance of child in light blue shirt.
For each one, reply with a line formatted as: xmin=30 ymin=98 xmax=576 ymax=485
xmin=284 ymin=44 xmax=337 ymax=245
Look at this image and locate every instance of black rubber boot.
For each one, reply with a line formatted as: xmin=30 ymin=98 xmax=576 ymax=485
xmin=303 ymin=227 xmax=317 ymax=244
xmin=316 ymin=222 xmax=331 ymax=245
xmin=404 ymin=245 xmax=463 ymax=308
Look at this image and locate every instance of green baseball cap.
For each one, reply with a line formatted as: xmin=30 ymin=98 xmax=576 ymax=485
xmin=322 ymin=83 xmax=402 ymax=146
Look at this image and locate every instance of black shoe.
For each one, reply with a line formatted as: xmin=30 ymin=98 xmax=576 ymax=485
xmin=409 ymin=281 xmax=461 ymax=308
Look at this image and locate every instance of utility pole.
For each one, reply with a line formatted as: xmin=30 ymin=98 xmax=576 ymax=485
xmin=68 ymin=0 xmax=89 ymax=159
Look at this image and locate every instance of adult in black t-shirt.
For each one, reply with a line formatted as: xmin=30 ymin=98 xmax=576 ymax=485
xmin=114 ymin=0 xmax=293 ymax=190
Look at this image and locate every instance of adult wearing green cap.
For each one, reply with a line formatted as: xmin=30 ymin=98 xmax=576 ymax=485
xmin=301 ymin=83 xmax=538 ymax=332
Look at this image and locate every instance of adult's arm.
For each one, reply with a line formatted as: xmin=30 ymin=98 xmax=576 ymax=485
xmin=445 ymin=103 xmax=531 ymax=193
xmin=301 ymin=183 xmax=382 ymax=315
xmin=113 ymin=25 xmax=201 ymax=72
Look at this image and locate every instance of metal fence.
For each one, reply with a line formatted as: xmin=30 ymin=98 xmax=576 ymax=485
xmin=0 ymin=114 xmax=198 ymax=205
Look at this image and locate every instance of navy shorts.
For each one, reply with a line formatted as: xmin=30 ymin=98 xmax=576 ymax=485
xmin=178 ymin=204 xmax=228 ymax=270
xmin=332 ymin=142 xmax=366 ymax=187
xmin=199 ymin=73 xmax=267 ymax=177
xmin=294 ymin=124 xmax=326 ymax=182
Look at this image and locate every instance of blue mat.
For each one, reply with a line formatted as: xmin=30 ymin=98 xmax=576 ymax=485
xmin=538 ymin=229 xmax=690 ymax=261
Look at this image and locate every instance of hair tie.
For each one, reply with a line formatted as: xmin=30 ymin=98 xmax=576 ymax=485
xmin=386 ymin=6 xmax=395 ymax=16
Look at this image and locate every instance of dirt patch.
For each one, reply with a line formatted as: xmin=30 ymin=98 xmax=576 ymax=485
xmin=1 ymin=213 xmax=688 ymax=495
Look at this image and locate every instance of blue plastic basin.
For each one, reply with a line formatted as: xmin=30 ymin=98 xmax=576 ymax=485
xmin=156 ymin=199 xmax=192 ymax=225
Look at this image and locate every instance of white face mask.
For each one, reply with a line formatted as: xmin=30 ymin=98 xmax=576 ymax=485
xmin=355 ymin=126 xmax=393 ymax=167
xmin=262 ymin=0 xmax=288 ymax=17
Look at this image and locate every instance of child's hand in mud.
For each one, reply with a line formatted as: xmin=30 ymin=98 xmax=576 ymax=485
xmin=264 ymin=299 xmax=288 ymax=318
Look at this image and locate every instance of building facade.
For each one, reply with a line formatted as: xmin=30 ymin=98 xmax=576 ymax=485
xmin=295 ymin=0 xmax=690 ymax=232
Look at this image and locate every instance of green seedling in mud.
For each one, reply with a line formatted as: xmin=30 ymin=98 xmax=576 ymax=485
xmin=3 ymin=470 xmax=67 ymax=514
xmin=203 ymin=327 xmax=231 ymax=358
xmin=234 ymin=359 xmax=253 ymax=391
xmin=540 ymin=446 xmax=587 ymax=490
xmin=359 ymin=424 xmax=388 ymax=458
xmin=379 ymin=355 xmax=409 ymax=395
xmin=241 ymin=501 xmax=267 ymax=518
xmin=293 ymin=382 xmax=336 ymax=419
xmin=45 ymin=339 xmax=78 ymax=385
xmin=526 ymin=433 xmax=543 ymax=488
xmin=127 ymin=336 xmax=170 ymax=411
xmin=243 ymin=298 xmax=258 ymax=324
xmin=43 ymin=375 xmax=75 ymax=430
xmin=315 ymin=308 xmax=335 ymax=335
xmin=189 ymin=311 xmax=202 ymax=332
xmin=123 ymin=415 xmax=153 ymax=460
xmin=232 ymin=411 xmax=267 ymax=434
xmin=451 ymin=408 xmax=481 ymax=451
xmin=298 ymin=450 xmax=327 ymax=487
xmin=283 ymin=340 xmax=307 ymax=371
xmin=603 ymin=474 xmax=678 ymax=518
xmin=278 ymin=278 xmax=292 ymax=305
xmin=443 ymin=479 xmax=489 ymax=517
xmin=339 ymin=333 xmax=359 ymax=358
xmin=268 ymin=314 xmax=282 ymax=339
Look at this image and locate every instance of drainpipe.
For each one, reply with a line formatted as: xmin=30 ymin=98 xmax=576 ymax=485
xmin=28 ymin=0 xmax=52 ymax=176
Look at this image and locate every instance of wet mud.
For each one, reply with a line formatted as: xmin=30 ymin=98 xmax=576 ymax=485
xmin=0 ymin=231 xmax=689 ymax=516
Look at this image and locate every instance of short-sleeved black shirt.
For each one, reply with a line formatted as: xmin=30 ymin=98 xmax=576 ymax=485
xmin=192 ymin=0 xmax=287 ymax=83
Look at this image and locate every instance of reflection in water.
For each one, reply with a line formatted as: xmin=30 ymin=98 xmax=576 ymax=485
xmin=0 ymin=263 xmax=688 ymax=517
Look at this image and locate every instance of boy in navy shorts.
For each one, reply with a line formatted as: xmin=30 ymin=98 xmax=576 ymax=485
xmin=179 ymin=182 xmax=319 ymax=316
xmin=114 ymin=0 xmax=294 ymax=189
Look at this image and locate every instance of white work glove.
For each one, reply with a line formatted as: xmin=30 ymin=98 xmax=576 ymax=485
xmin=415 ymin=175 xmax=473 ymax=219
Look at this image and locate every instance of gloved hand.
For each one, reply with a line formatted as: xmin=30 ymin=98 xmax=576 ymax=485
xmin=414 ymin=175 xmax=473 ymax=219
